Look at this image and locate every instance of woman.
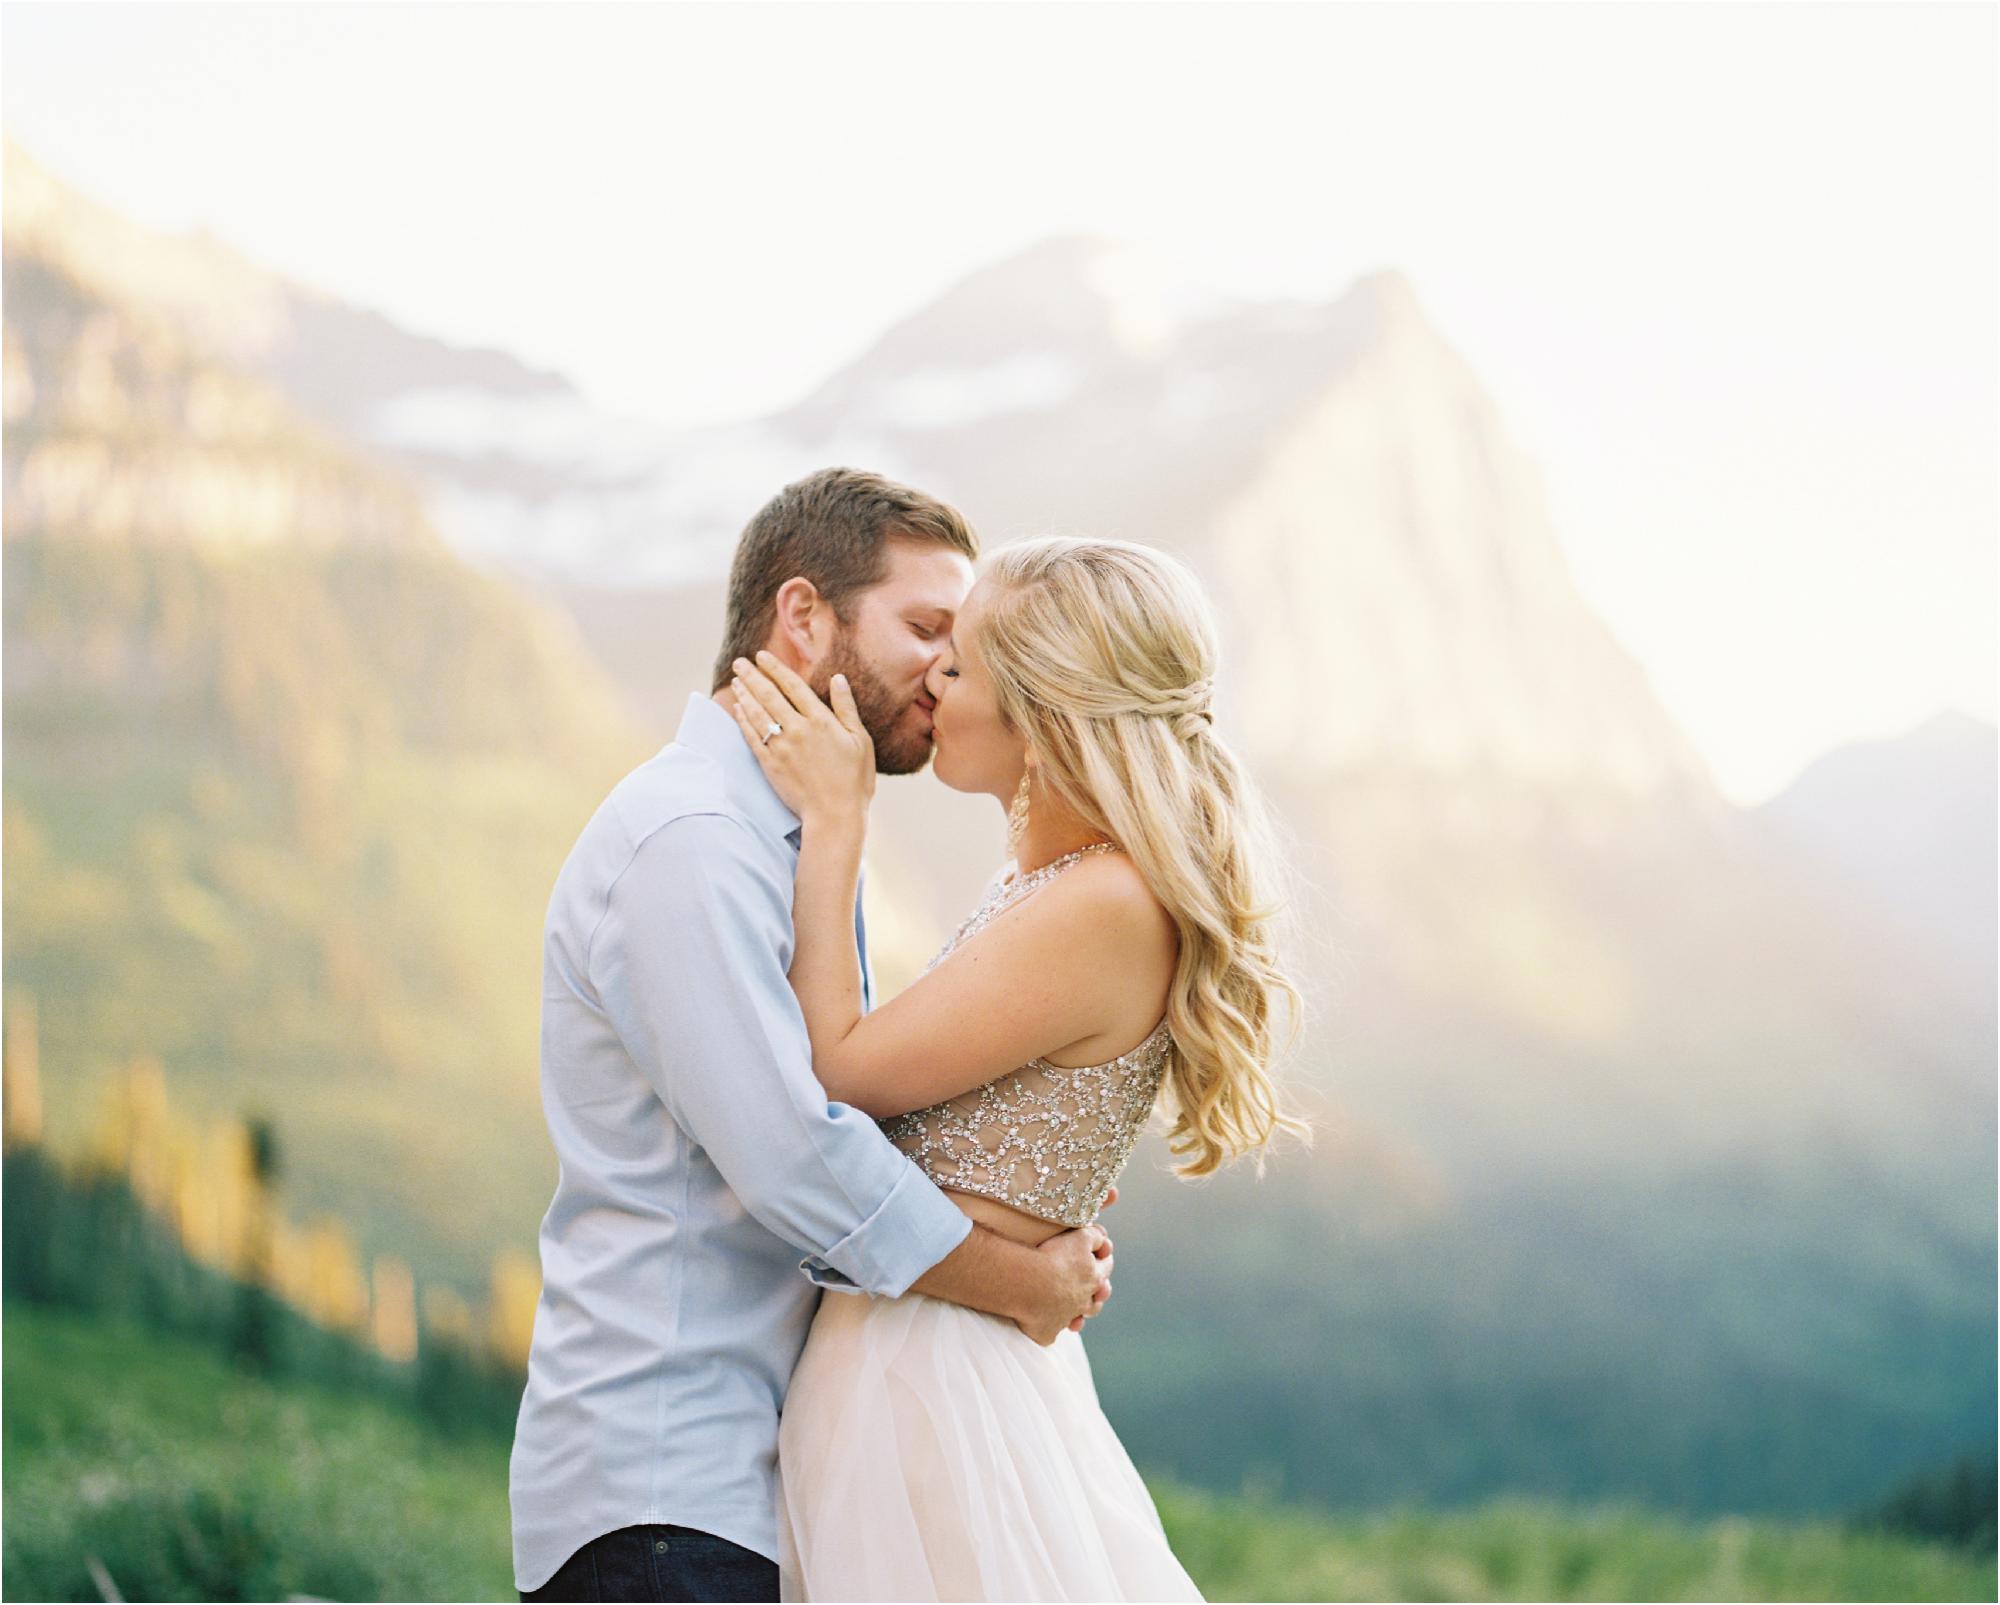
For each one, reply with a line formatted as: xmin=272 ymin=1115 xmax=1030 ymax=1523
xmin=725 ymin=536 xmax=1310 ymax=1602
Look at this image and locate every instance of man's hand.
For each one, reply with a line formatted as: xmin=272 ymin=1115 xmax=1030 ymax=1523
xmin=1064 ymin=1183 xmax=1118 ymax=1333
xmin=1018 ymin=1185 xmax=1117 ymax=1346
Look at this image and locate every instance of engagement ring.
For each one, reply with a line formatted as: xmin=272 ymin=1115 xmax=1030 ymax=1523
xmin=762 ymin=721 xmax=782 ymax=745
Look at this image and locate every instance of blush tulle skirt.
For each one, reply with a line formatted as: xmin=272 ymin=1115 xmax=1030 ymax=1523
xmin=775 ymin=1287 xmax=1204 ymax=1602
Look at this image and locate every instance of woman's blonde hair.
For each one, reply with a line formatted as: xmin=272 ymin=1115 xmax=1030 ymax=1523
xmin=977 ymin=536 xmax=1313 ymax=1177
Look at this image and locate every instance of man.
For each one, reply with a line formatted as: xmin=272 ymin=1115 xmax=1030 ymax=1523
xmin=510 ymin=468 xmax=1116 ymax=1602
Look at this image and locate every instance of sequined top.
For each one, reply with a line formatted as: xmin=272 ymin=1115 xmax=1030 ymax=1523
xmin=879 ymin=843 xmax=1173 ymax=1229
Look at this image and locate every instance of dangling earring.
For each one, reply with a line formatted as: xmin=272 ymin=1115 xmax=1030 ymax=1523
xmin=1006 ymin=769 xmax=1032 ymax=858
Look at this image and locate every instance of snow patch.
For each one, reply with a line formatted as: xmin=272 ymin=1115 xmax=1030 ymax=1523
xmin=364 ymin=387 xmax=667 ymax=476
xmin=414 ymin=418 xmax=928 ymax=588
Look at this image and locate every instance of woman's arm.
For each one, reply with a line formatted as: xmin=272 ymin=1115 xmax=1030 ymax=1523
xmin=728 ymin=653 xmax=1173 ymax=1119
xmin=724 ymin=654 xmax=876 ymax=1080
xmin=780 ymin=789 xmax=871 ymax=1082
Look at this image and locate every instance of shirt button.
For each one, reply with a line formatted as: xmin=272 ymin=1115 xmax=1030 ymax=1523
xmin=654 ymin=1539 xmax=670 ymax=1553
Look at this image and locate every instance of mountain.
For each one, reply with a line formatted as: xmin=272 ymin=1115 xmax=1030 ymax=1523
xmin=4 ymin=147 xmax=1989 ymax=1521
xmin=522 ymin=238 xmax=1988 ymax=1176
xmin=1 ymin=141 xmax=676 ymax=579
xmin=2 ymin=147 xmax=650 ymax=1286
xmin=1754 ymin=710 xmax=1997 ymax=1007
xmin=521 ymin=239 xmax=1997 ymax=1512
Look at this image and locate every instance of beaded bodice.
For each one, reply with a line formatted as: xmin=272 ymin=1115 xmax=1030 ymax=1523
xmin=878 ymin=843 xmax=1172 ymax=1229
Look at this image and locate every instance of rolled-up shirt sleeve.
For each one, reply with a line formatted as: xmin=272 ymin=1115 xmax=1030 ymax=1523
xmin=587 ymin=810 xmax=971 ymax=1297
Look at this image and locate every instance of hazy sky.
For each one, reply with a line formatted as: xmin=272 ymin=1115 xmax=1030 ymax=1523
xmin=3 ymin=2 xmax=1993 ymax=806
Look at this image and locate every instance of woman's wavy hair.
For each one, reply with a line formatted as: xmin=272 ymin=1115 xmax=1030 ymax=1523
xmin=977 ymin=536 xmax=1313 ymax=1178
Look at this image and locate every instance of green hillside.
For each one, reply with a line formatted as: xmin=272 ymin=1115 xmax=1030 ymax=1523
xmin=3 ymin=1303 xmax=514 ymax=1602
xmin=1086 ymin=1153 xmax=1997 ymax=1521
xmin=4 ymin=1304 xmax=1989 ymax=1603
xmin=3 ymin=527 xmax=646 ymax=1286
xmin=3 ymin=232 xmax=650 ymax=1289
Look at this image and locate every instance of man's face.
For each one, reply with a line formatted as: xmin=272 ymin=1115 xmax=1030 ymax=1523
xmin=812 ymin=538 xmax=975 ymax=775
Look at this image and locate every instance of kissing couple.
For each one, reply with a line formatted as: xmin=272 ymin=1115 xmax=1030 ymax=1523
xmin=510 ymin=468 xmax=1309 ymax=1602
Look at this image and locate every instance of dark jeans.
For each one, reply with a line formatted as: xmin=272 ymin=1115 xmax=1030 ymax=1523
xmin=519 ymin=1524 xmax=779 ymax=1603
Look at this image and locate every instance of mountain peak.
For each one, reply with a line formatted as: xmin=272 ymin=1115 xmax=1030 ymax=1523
xmin=5 ymin=138 xmax=297 ymax=372
xmin=1347 ymin=266 xmax=1421 ymax=315
xmin=1323 ymin=267 xmax=1438 ymax=356
xmin=815 ymin=235 xmax=1232 ymax=390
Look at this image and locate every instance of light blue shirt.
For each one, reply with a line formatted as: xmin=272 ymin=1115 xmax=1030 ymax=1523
xmin=509 ymin=692 xmax=974 ymax=1590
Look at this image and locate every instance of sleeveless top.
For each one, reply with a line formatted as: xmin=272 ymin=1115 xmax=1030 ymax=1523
xmin=878 ymin=843 xmax=1173 ymax=1229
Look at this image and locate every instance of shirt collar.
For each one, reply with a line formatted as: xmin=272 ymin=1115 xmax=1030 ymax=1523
xmin=674 ymin=693 xmax=803 ymax=847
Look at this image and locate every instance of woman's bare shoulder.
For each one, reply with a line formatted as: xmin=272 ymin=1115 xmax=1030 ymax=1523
xmin=1041 ymin=849 xmax=1176 ymax=950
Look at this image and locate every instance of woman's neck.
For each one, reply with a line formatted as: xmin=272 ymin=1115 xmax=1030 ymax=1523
xmin=1008 ymin=774 xmax=1114 ymax=875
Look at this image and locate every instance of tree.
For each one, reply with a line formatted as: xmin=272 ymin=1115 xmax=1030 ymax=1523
xmin=229 ymin=1112 xmax=282 ymax=1374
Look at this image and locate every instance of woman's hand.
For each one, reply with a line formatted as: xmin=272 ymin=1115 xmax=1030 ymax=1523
xmin=727 ymin=650 xmax=876 ymax=829
xmin=729 ymin=653 xmax=874 ymax=1083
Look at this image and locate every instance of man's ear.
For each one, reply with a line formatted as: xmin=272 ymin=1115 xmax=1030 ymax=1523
xmin=770 ymin=577 xmax=838 ymax=669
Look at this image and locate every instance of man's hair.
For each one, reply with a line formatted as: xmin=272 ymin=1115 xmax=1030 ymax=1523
xmin=711 ymin=467 xmax=981 ymax=690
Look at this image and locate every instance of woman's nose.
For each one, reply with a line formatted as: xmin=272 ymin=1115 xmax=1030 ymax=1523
xmin=924 ymin=655 xmax=953 ymax=700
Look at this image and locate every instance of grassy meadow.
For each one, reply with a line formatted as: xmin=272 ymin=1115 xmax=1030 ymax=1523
xmin=4 ymin=1303 xmax=1991 ymax=1604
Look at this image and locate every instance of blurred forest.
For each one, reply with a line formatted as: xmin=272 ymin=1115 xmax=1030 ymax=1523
xmin=3 ymin=1062 xmax=1990 ymax=1600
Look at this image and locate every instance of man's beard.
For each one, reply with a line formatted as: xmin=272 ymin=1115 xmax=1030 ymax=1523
xmin=815 ymin=632 xmax=933 ymax=776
